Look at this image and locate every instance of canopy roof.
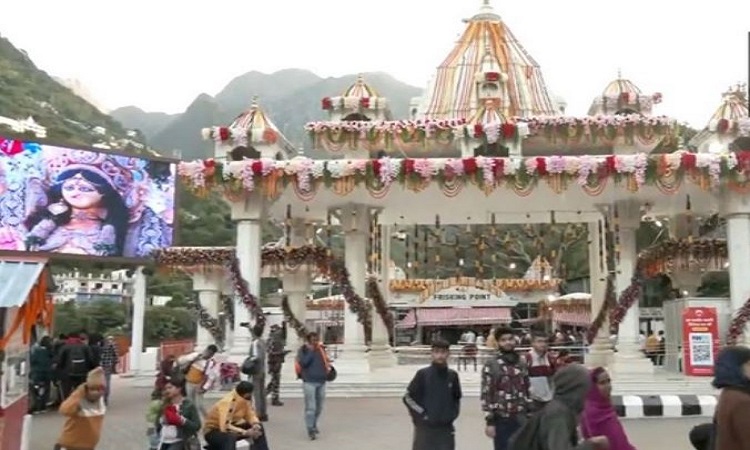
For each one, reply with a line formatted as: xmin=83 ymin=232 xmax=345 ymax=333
xmin=417 ymin=0 xmax=557 ymax=120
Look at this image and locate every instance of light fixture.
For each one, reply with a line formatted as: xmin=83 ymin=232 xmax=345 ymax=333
xmin=724 ymin=262 xmax=730 ymax=269
xmin=682 ymin=290 xmax=689 ymax=297
xmin=509 ymin=263 xmax=517 ymax=269
xmin=458 ymin=258 xmax=465 ymax=266
xmin=654 ymin=220 xmax=663 ymax=228
xmin=547 ymin=294 xmax=556 ymax=301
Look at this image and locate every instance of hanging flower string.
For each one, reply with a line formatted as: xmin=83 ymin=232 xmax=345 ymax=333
xmin=727 ymin=299 xmax=750 ymax=345
xmin=586 ymin=276 xmax=615 ymax=343
xmin=367 ymin=276 xmax=394 ymax=342
xmin=281 ymin=295 xmax=308 ymax=338
xmin=155 ymin=245 xmax=386 ymax=337
xmin=221 ymin=294 xmax=234 ymax=328
xmin=186 ymin=299 xmax=224 ymax=346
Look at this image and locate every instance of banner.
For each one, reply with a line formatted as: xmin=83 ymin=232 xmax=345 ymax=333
xmin=682 ymin=306 xmax=719 ymax=376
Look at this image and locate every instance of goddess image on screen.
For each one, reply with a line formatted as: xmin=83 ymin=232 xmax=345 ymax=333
xmin=0 ymin=142 xmax=175 ymax=259
xmin=25 ymin=166 xmax=129 ymax=256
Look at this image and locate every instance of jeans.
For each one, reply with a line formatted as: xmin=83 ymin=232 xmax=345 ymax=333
xmin=159 ymin=443 xmax=184 ymax=450
xmin=104 ymin=371 xmax=112 ymax=405
xmin=250 ymin=372 xmax=267 ymax=417
xmin=205 ymin=424 xmax=270 ymax=450
xmin=185 ymin=382 xmax=206 ymax=418
xmin=302 ymin=381 xmax=326 ymax=432
xmin=493 ymin=416 xmax=522 ymax=450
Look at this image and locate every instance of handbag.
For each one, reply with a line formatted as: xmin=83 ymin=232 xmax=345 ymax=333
xmin=326 ymin=365 xmax=337 ymax=382
xmin=241 ymin=356 xmax=257 ymax=376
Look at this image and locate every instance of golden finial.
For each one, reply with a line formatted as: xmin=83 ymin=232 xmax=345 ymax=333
xmin=251 ymin=95 xmax=259 ymax=107
xmin=617 ymin=68 xmax=622 ymax=79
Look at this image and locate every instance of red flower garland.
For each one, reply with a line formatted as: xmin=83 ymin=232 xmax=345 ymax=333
xmin=281 ymin=295 xmax=308 ymax=338
xmin=586 ymin=277 xmax=615 ymax=343
xmin=367 ymin=277 xmax=394 ymax=343
xmin=727 ymin=298 xmax=750 ymax=345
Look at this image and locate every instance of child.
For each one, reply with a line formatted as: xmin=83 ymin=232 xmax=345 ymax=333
xmin=146 ymin=389 xmax=163 ymax=450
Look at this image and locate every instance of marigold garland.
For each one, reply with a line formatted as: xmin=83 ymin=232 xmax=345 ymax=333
xmin=281 ymin=295 xmax=308 ymax=338
xmin=367 ymin=277 xmax=394 ymax=343
xmin=186 ymin=299 xmax=224 ymax=346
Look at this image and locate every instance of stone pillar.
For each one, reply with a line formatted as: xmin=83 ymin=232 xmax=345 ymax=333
xmin=192 ymin=269 xmax=224 ymax=350
xmin=229 ymin=196 xmax=265 ymax=359
xmin=610 ymin=201 xmax=653 ymax=376
xmin=129 ymin=266 xmax=147 ymax=375
xmin=221 ymin=285 xmax=235 ymax=351
xmin=338 ymin=204 xmax=369 ymax=373
xmin=369 ymin=224 xmax=397 ymax=369
xmin=584 ymin=220 xmax=613 ymax=368
xmin=722 ymin=194 xmax=750 ymax=344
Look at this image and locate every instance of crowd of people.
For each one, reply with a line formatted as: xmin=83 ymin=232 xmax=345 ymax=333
xmin=404 ymin=327 xmax=633 ymax=450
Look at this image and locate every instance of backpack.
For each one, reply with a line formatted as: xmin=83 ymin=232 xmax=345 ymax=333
xmin=66 ymin=345 xmax=90 ymax=377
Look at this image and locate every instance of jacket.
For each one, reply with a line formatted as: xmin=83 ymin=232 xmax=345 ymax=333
xmin=715 ymin=387 xmax=750 ymax=450
xmin=296 ymin=345 xmax=329 ymax=383
xmin=154 ymin=398 xmax=202 ymax=440
xmin=481 ymin=352 xmax=532 ymax=422
xmin=203 ymin=390 xmax=260 ymax=434
xmin=30 ymin=344 xmax=54 ymax=382
xmin=509 ymin=364 xmax=595 ymax=450
xmin=403 ymin=363 xmax=462 ymax=427
xmin=56 ymin=384 xmax=106 ymax=450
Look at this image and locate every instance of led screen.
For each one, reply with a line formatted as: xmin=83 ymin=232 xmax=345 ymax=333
xmin=0 ymin=137 xmax=176 ymax=260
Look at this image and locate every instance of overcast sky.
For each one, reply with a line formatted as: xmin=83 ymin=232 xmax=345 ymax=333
xmin=1 ymin=0 xmax=748 ymax=127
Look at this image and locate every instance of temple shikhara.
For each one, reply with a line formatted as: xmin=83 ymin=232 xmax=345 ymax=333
xmin=161 ymin=0 xmax=750 ymax=379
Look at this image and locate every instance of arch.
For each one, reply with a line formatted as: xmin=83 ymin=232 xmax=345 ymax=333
xmin=342 ymin=112 xmax=371 ymax=122
xmin=614 ymin=108 xmax=641 ymax=116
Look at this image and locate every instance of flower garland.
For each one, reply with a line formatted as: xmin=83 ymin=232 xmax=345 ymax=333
xmin=639 ymin=238 xmax=728 ymax=278
xmin=221 ymin=294 xmax=234 ymax=328
xmin=302 ymin=114 xmax=675 ymax=145
xmin=177 ymin=151 xmax=750 ymax=198
xmin=366 ymin=277 xmax=394 ymax=343
xmin=586 ymin=276 xmax=615 ymax=343
xmin=156 ymin=245 xmax=382 ymax=338
xmin=281 ymin=295 xmax=308 ymax=338
xmin=608 ymin=276 xmax=643 ymax=326
xmin=186 ymin=299 xmax=224 ymax=346
xmin=709 ymin=117 xmax=750 ymax=136
xmin=726 ymin=299 xmax=750 ymax=345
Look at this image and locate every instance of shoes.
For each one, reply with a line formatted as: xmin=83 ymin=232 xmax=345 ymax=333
xmin=271 ymin=400 xmax=284 ymax=406
xmin=308 ymin=430 xmax=317 ymax=440
xmin=258 ymin=414 xmax=269 ymax=422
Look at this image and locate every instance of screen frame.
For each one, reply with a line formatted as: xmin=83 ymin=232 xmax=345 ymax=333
xmin=0 ymin=135 xmax=182 ymax=264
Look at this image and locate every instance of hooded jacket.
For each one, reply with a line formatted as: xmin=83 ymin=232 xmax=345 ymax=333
xmin=714 ymin=346 xmax=750 ymax=450
xmin=509 ymin=364 xmax=595 ymax=450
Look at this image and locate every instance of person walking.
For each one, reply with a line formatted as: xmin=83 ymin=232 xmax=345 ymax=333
xmin=295 ymin=331 xmax=333 ymax=440
xmin=99 ymin=335 xmax=119 ymax=406
xmin=403 ymin=339 xmax=462 ymax=450
xmin=526 ymin=333 xmax=555 ymax=412
xmin=480 ymin=327 xmax=531 ymax=450
xmin=203 ymin=381 xmax=270 ymax=450
xmin=581 ymin=367 xmax=636 ymax=450
xmin=508 ymin=364 xmax=609 ymax=450
xmin=247 ymin=325 xmax=268 ymax=421
xmin=55 ymin=367 xmax=107 ymax=450
xmin=154 ymin=377 xmax=201 ymax=450
xmin=30 ymin=336 xmax=54 ymax=413
xmin=266 ymin=324 xmax=289 ymax=407
xmin=178 ymin=344 xmax=219 ymax=419
xmin=55 ymin=332 xmax=96 ymax=399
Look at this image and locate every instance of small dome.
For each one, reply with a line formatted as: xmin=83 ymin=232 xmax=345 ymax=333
xmin=601 ymin=77 xmax=642 ymax=97
xmin=707 ymin=84 xmax=748 ymax=124
xmin=342 ymin=74 xmax=379 ymax=98
xmin=469 ymin=0 xmax=501 ymax=22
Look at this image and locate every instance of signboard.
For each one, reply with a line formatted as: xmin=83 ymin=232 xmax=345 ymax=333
xmin=682 ymin=306 xmax=719 ymax=376
xmin=424 ymin=286 xmax=516 ymax=307
xmin=0 ymin=136 xmax=177 ymax=261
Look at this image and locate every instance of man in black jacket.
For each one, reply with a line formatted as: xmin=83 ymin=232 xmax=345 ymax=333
xmin=403 ymin=339 xmax=462 ymax=450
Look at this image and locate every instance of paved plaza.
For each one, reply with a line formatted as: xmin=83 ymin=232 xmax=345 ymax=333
xmin=31 ymin=378 xmax=705 ymax=450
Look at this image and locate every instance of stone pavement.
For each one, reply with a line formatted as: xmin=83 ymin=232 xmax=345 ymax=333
xmin=31 ymin=377 xmax=707 ymax=450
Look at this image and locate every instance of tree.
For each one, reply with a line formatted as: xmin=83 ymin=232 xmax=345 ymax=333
xmin=143 ymin=306 xmax=196 ymax=346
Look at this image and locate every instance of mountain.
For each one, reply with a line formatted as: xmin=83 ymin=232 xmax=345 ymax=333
xmin=53 ymin=77 xmax=108 ymax=114
xmin=0 ymin=34 xmax=130 ymax=146
xmin=113 ymin=70 xmax=422 ymax=160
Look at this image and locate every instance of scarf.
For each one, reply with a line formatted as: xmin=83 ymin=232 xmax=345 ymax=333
xmin=581 ymin=368 xmax=636 ymax=450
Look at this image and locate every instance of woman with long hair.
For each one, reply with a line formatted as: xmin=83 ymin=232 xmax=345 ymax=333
xmin=24 ymin=167 xmax=129 ymax=256
xmin=155 ymin=378 xmax=201 ymax=450
xmin=714 ymin=346 xmax=750 ymax=450
xmin=580 ymin=367 xmax=636 ymax=450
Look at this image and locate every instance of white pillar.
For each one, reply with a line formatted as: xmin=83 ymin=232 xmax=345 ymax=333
xmin=610 ymin=202 xmax=653 ymax=376
xmin=726 ymin=214 xmax=750 ymax=314
xmin=221 ymin=285 xmax=235 ymax=352
xmin=338 ymin=204 xmax=369 ymax=373
xmin=229 ymin=197 xmax=265 ymax=359
xmin=129 ymin=266 xmax=146 ymax=375
xmin=369 ymin=223 xmax=397 ymax=369
xmin=192 ymin=270 xmax=224 ymax=350
xmin=284 ymin=219 xmax=312 ymax=349
xmin=584 ymin=220 xmax=613 ymax=368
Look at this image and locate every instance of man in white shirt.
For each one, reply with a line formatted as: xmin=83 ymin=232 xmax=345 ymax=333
xmin=177 ymin=344 xmax=219 ymax=419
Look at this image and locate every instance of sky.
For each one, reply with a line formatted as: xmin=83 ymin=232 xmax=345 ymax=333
xmin=0 ymin=0 xmax=748 ymax=127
